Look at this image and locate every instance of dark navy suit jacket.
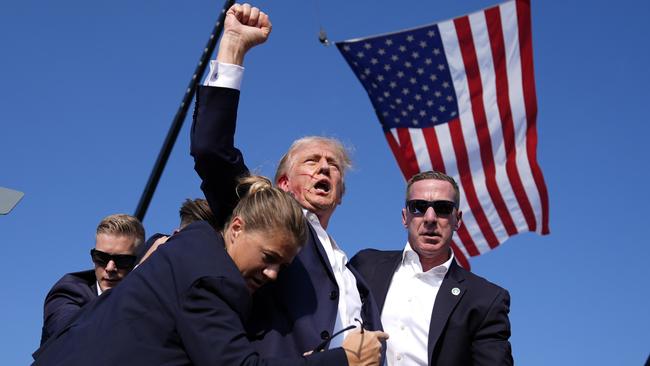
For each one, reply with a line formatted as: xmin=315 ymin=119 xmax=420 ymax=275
xmin=350 ymin=249 xmax=513 ymax=366
xmin=191 ymin=86 xmax=383 ymax=357
xmin=33 ymin=221 xmax=347 ymax=366
xmin=40 ymin=269 xmax=97 ymax=345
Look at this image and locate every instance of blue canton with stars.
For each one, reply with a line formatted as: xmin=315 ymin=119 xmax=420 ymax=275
xmin=337 ymin=24 xmax=459 ymax=131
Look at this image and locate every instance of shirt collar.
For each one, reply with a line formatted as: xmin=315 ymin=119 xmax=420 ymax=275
xmin=402 ymin=241 xmax=454 ymax=276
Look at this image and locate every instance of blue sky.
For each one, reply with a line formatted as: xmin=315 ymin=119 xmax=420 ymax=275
xmin=1 ymin=0 xmax=648 ymax=364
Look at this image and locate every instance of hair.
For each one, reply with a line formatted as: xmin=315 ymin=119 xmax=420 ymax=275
xmin=406 ymin=171 xmax=461 ymax=207
xmin=274 ymin=136 xmax=352 ymax=195
xmin=96 ymin=214 xmax=145 ymax=248
xmin=179 ymin=198 xmax=217 ymax=230
xmin=227 ymin=175 xmax=308 ymax=247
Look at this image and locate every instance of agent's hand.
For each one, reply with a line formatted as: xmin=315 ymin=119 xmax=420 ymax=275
xmin=138 ymin=235 xmax=169 ymax=264
xmin=217 ymin=3 xmax=272 ymax=65
xmin=342 ymin=330 xmax=389 ymax=366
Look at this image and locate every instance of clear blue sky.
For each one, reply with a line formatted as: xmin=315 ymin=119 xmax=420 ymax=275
xmin=1 ymin=0 xmax=648 ymax=364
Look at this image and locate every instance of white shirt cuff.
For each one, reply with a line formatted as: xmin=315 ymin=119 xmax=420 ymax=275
xmin=203 ymin=61 xmax=244 ymax=90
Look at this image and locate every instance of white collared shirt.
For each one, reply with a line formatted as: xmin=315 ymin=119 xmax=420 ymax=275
xmin=203 ymin=61 xmax=244 ymax=89
xmin=96 ymin=281 xmax=103 ymax=296
xmin=304 ymin=210 xmax=363 ymax=349
xmin=382 ymin=243 xmax=454 ymax=366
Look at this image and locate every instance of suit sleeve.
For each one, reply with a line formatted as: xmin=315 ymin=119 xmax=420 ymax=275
xmin=471 ymin=289 xmax=513 ymax=366
xmin=176 ymin=277 xmax=348 ymax=366
xmin=191 ymin=86 xmax=250 ymax=230
xmin=41 ymin=283 xmax=92 ymax=344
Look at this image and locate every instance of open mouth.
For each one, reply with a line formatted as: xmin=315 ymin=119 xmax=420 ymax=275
xmin=313 ymin=179 xmax=331 ymax=193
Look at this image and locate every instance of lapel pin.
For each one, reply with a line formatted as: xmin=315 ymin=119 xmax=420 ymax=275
xmin=451 ymin=287 xmax=461 ymax=296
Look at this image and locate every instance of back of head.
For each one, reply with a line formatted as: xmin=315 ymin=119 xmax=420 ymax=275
xmin=96 ymin=214 xmax=145 ymax=249
xmin=179 ymin=198 xmax=217 ymax=230
xmin=231 ymin=175 xmax=307 ymax=247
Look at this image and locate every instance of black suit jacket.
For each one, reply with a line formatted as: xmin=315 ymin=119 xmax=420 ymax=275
xmin=191 ymin=86 xmax=382 ymax=357
xmin=40 ymin=270 xmax=97 ymax=345
xmin=350 ymin=249 xmax=513 ymax=366
xmin=33 ymin=221 xmax=347 ymax=366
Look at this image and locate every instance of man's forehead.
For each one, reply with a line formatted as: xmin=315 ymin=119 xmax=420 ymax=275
xmin=408 ymin=179 xmax=455 ymax=198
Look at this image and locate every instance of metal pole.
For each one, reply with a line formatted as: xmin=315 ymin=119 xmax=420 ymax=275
xmin=134 ymin=0 xmax=236 ymax=221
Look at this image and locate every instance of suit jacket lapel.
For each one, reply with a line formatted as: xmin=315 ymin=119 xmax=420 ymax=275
xmin=371 ymin=252 xmax=402 ymax=313
xmin=427 ymin=261 xmax=466 ymax=362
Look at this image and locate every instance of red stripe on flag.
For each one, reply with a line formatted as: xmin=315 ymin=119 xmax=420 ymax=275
xmin=451 ymin=240 xmax=471 ymax=269
xmin=485 ymin=6 xmax=537 ymax=232
xmin=516 ymin=0 xmax=550 ymax=234
xmin=385 ymin=129 xmax=420 ymax=180
xmin=456 ymin=222 xmax=481 ymax=257
xmin=422 ymin=127 xmax=446 ymax=172
xmin=447 ymin=117 xmax=499 ymax=248
xmin=454 ymin=16 xmax=518 ymax=238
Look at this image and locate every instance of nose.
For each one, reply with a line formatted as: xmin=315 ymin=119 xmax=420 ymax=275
xmin=317 ymin=157 xmax=331 ymax=175
xmin=423 ymin=206 xmax=438 ymax=222
xmin=263 ymin=264 xmax=281 ymax=282
xmin=105 ymin=259 xmax=118 ymax=272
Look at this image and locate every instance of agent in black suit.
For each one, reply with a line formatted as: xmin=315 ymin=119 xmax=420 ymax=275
xmin=191 ymin=3 xmax=383 ymax=358
xmin=350 ymin=171 xmax=513 ymax=366
xmin=40 ymin=214 xmax=144 ymax=344
xmin=33 ymin=175 xmax=386 ymax=366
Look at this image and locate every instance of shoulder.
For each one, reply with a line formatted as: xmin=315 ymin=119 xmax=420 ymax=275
xmin=350 ymin=248 xmax=401 ymax=267
xmin=451 ymin=263 xmax=510 ymax=301
xmin=51 ymin=270 xmax=96 ymax=291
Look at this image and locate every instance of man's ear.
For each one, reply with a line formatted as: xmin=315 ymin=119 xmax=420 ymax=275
xmin=454 ymin=210 xmax=463 ymax=231
xmin=277 ymin=175 xmax=290 ymax=192
xmin=402 ymin=208 xmax=408 ymax=228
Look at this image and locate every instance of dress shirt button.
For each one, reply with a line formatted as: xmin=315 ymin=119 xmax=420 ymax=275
xmin=329 ymin=290 xmax=338 ymax=300
xmin=320 ymin=330 xmax=330 ymax=340
xmin=400 ymin=325 xmax=405 ymax=330
xmin=397 ymin=354 xmax=402 ymax=361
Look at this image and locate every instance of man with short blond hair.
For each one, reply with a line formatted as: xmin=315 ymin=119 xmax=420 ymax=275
xmin=40 ymin=214 xmax=144 ymax=344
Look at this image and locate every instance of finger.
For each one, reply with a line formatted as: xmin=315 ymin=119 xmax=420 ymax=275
xmin=228 ymin=3 xmax=241 ymax=18
xmin=248 ymin=6 xmax=260 ymax=26
xmin=375 ymin=331 xmax=390 ymax=341
xmin=240 ymin=3 xmax=251 ymax=24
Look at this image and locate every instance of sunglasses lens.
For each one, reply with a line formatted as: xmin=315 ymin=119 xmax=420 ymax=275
xmin=90 ymin=249 xmax=136 ymax=269
xmin=112 ymin=255 xmax=137 ymax=269
xmin=433 ymin=201 xmax=455 ymax=215
xmin=407 ymin=200 xmax=455 ymax=215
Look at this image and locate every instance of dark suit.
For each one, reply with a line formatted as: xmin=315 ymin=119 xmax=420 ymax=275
xmin=33 ymin=221 xmax=347 ymax=366
xmin=191 ymin=86 xmax=382 ymax=357
xmin=40 ymin=270 xmax=97 ymax=345
xmin=350 ymin=249 xmax=513 ymax=366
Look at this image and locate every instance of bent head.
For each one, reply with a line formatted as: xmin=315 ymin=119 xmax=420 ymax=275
xmin=274 ymin=136 xmax=351 ymax=226
xmin=402 ymin=171 xmax=462 ymax=270
xmin=224 ymin=175 xmax=307 ymax=293
xmin=92 ymin=214 xmax=144 ymax=291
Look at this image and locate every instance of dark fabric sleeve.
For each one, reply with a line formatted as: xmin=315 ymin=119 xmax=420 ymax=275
xmin=41 ymin=282 xmax=93 ymax=345
xmin=177 ymin=277 xmax=349 ymax=366
xmin=471 ymin=289 xmax=513 ymax=366
xmin=191 ymin=86 xmax=250 ymax=230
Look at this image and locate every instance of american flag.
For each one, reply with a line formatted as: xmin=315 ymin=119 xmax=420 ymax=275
xmin=336 ymin=0 xmax=549 ymax=269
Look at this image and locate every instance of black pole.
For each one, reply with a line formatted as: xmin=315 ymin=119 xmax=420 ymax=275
xmin=134 ymin=0 xmax=236 ymax=221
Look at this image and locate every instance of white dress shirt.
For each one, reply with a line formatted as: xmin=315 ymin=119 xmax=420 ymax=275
xmin=381 ymin=243 xmax=454 ymax=366
xmin=304 ymin=210 xmax=362 ymax=349
xmin=202 ymin=63 xmax=362 ymax=348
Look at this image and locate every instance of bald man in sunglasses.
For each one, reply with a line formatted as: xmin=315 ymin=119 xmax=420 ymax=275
xmin=40 ymin=214 xmax=144 ymax=345
xmin=350 ymin=171 xmax=513 ymax=365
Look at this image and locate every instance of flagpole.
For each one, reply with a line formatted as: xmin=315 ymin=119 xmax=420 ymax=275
xmin=134 ymin=0 xmax=235 ymax=221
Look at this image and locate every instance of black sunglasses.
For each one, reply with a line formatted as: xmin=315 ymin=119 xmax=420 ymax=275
xmin=406 ymin=199 xmax=457 ymax=216
xmin=90 ymin=249 xmax=137 ymax=270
